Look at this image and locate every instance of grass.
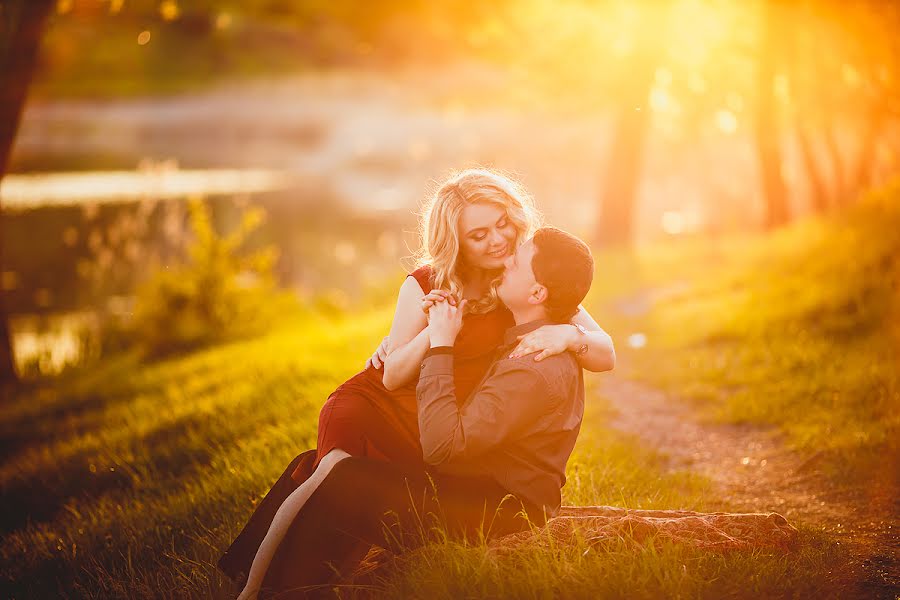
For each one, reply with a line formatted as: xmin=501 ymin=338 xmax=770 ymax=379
xmin=7 ymin=189 xmax=896 ymax=596
xmin=0 ymin=305 xmax=849 ymax=599
xmin=607 ymin=185 xmax=900 ymax=483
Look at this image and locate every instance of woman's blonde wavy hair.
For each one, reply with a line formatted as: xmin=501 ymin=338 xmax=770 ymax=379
xmin=413 ymin=168 xmax=541 ymax=315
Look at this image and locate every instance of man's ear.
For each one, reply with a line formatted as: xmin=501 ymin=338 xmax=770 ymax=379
xmin=528 ymin=284 xmax=548 ymax=306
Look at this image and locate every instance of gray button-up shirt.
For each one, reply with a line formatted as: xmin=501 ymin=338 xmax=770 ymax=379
xmin=416 ymin=319 xmax=585 ymax=517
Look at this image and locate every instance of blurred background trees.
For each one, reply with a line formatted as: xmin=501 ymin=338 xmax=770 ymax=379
xmin=2 ymin=0 xmax=899 ymax=378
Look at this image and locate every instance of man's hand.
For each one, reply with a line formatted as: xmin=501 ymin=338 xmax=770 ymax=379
xmin=427 ymin=297 xmax=467 ymax=348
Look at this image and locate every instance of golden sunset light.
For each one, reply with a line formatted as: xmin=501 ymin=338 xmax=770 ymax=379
xmin=0 ymin=1 xmax=897 ymax=598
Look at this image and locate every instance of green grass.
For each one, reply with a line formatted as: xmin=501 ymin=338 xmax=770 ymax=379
xmin=0 ymin=303 xmax=849 ymax=598
xmin=8 ymin=189 xmax=893 ymax=596
xmin=608 ymin=185 xmax=900 ymax=482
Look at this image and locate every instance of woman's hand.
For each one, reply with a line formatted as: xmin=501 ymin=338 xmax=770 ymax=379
xmin=421 ymin=289 xmax=455 ymax=315
xmin=508 ymin=324 xmax=577 ymax=362
xmin=365 ymin=336 xmax=390 ymax=370
xmin=428 ymin=297 xmax=467 ymax=347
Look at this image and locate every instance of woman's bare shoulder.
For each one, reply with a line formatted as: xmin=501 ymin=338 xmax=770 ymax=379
xmin=408 ymin=264 xmax=434 ymax=295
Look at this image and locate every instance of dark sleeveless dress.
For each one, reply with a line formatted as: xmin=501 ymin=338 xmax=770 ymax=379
xmin=218 ymin=265 xmax=515 ymax=583
xmin=292 ymin=265 xmax=514 ymax=480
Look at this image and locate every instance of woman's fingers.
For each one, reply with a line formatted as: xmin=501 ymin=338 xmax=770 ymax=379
xmin=368 ymin=336 xmax=389 ymax=369
xmin=509 ymin=341 xmax=530 ymax=358
xmin=376 ymin=336 xmax=389 ymax=361
xmin=427 ymin=290 xmax=456 ymax=305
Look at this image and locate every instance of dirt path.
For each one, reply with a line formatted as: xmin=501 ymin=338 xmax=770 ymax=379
xmin=597 ymin=368 xmax=899 ymax=598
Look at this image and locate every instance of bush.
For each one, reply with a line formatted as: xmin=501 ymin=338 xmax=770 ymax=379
xmin=130 ymin=198 xmax=290 ymax=357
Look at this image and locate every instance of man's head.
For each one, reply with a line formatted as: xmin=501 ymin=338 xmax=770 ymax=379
xmin=496 ymin=227 xmax=594 ymax=323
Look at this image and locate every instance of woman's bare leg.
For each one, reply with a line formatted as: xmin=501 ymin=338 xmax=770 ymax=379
xmin=236 ymin=449 xmax=351 ymax=600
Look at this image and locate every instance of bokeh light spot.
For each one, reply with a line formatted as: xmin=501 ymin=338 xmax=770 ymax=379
xmin=215 ymin=13 xmax=233 ymax=30
xmin=627 ymin=333 xmax=647 ymax=349
xmin=137 ymin=31 xmax=151 ymax=46
xmin=159 ymin=0 xmax=180 ymax=22
xmin=715 ymin=109 xmax=738 ymax=134
xmin=661 ymin=210 xmax=686 ymax=235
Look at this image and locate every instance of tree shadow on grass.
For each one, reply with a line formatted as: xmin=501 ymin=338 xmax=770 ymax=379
xmin=0 ymin=410 xmax=238 ymax=536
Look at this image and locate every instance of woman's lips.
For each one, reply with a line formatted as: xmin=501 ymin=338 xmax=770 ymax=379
xmin=487 ymin=244 xmax=508 ymax=258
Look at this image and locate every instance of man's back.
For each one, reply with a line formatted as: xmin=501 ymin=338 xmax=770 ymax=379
xmin=417 ymin=319 xmax=585 ymax=517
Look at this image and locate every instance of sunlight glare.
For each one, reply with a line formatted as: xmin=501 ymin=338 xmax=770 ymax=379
xmin=715 ymin=109 xmax=738 ymax=134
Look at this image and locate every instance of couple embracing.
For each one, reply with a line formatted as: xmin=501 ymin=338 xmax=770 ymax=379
xmin=218 ymin=169 xmax=616 ymax=598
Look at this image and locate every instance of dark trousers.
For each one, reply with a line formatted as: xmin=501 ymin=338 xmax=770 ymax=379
xmin=218 ymin=450 xmax=318 ymax=585
xmin=220 ymin=453 xmax=540 ymax=599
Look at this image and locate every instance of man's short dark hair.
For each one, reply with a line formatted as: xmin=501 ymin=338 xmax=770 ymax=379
xmin=531 ymin=227 xmax=594 ymax=323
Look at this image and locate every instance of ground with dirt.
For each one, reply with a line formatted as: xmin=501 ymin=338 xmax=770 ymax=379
xmin=598 ymin=364 xmax=899 ymax=598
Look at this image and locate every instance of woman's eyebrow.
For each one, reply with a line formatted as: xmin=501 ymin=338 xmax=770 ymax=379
xmin=466 ymin=215 xmax=507 ymax=236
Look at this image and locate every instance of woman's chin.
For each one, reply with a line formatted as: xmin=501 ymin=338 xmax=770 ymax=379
xmin=477 ymin=256 xmax=507 ymax=270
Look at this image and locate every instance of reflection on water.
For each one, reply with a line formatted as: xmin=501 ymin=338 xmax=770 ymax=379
xmin=0 ymin=168 xmax=292 ymax=210
xmin=10 ymin=312 xmax=99 ymax=376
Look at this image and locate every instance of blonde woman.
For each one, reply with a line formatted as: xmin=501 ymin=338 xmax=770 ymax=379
xmin=219 ymin=169 xmax=615 ymax=597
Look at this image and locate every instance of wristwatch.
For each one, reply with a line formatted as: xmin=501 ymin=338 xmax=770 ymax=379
xmin=572 ymin=323 xmax=589 ymax=356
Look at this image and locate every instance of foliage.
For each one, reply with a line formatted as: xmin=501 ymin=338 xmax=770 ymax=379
xmin=129 ymin=198 xmax=287 ymax=358
xmin=0 ymin=302 xmax=849 ymax=598
xmin=619 ymin=183 xmax=900 ymax=479
xmin=5 ymin=187 xmax=893 ymax=596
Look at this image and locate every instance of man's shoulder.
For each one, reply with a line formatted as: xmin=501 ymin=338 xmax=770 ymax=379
xmin=501 ymin=351 xmax=580 ymax=382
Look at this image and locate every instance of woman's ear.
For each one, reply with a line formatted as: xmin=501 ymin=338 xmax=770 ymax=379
xmin=528 ymin=284 xmax=548 ymax=305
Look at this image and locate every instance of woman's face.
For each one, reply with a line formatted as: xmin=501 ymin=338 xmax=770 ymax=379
xmin=457 ymin=203 xmax=517 ymax=270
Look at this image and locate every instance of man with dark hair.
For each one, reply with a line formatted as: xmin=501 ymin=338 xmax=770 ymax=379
xmin=530 ymin=226 xmax=595 ymax=323
xmin=243 ymin=227 xmax=604 ymax=598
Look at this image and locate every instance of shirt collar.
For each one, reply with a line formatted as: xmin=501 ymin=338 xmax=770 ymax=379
xmin=502 ymin=318 xmax=554 ymax=347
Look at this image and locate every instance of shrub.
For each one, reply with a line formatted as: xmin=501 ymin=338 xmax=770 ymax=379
xmin=130 ymin=198 xmax=290 ymax=357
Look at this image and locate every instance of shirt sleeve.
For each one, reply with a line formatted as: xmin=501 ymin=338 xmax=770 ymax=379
xmin=416 ymin=354 xmax=552 ymax=467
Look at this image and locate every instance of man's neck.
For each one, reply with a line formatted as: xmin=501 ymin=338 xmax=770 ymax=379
xmin=509 ymin=306 xmax=548 ymax=326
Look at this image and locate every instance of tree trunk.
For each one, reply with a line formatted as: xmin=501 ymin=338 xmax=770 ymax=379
xmin=822 ymin=123 xmax=846 ymax=204
xmin=795 ymin=122 xmax=830 ymax=214
xmin=596 ymin=7 xmax=668 ymax=247
xmin=0 ymin=0 xmax=54 ymax=385
xmin=846 ymin=105 xmax=887 ymax=205
xmin=755 ymin=0 xmax=790 ymax=229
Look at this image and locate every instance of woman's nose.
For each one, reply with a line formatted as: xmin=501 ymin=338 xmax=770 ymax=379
xmin=489 ymin=229 xmax=505 ymax=246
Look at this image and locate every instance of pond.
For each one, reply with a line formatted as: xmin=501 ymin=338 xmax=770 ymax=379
xmin=2 ymin=166 xmax=412 ymax=377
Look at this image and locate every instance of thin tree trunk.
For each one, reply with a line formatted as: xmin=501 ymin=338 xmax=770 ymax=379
xmin=846 ymin=106 xmax=886 ymax=205
xmin=755 ymin=0 xmax=790 ymax=229
xmin=597 ymin=6 xmax=668 ymax=247
xmin=0 ymin=0 xmax=54 ymax=385
xmin=795 ymin=122 xmax=830 ymax=214
xmin=785 ymin=3 xmax=829 ymax=215
xmin=822 ymin=123 xmax=845 ymax=204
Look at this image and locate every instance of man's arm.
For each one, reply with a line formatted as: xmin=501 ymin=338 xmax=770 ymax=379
xmin=416 ymin=352 xmax=552 ymax=466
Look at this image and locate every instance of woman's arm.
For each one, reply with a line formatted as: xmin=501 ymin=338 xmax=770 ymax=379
xmin=508 ymin=306 xmax=616 ymax=373
xmin=380 ymin=277 xmax=430 ymax=390
xmin=570 ymin=306 xmax=616 ymax=372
